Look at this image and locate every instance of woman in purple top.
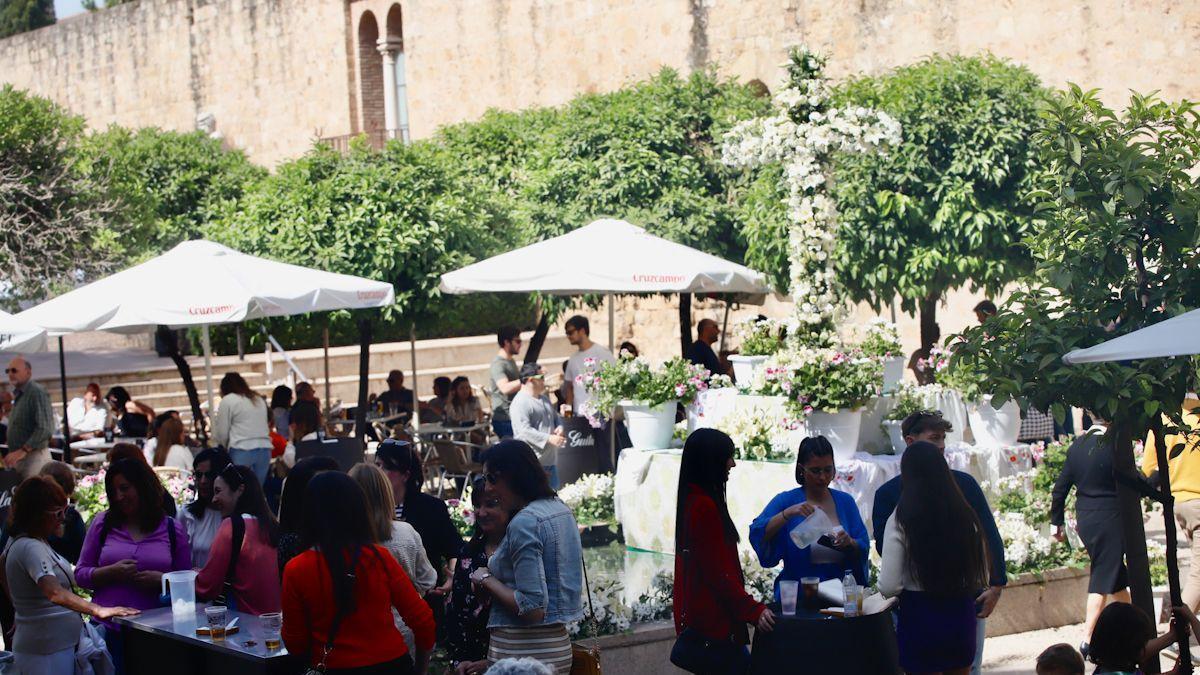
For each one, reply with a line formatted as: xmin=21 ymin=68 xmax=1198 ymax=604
xmin=76 ymin=458 xmax=191 ymax=672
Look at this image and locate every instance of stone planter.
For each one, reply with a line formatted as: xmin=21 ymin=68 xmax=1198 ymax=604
xmin=621 ymin=400 xmax=678 ymax=450
xmin=881 ymin=420 xmax=906 ymax=454
xmin=729 ymin=354 xmax=769 ymax=385
xmin=968 ymin=395 xmax=1021 ymax=447
xmin=985 ymin=566 xmax=1089 ymax=637
xmin=806 ymin=409 xmax=864 ymax=462
xmin=575 ymin=620 xmax=685 ymax=675
xmin=881 ymin=357 xmax=905 ymax=393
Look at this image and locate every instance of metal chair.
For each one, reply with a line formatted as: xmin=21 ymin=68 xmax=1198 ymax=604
xmin=431 ymin=439 xmax=486 ymax=498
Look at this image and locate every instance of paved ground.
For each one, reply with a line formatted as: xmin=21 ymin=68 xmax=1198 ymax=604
xmin=982 ymin=505 xmax=1185 ymax=674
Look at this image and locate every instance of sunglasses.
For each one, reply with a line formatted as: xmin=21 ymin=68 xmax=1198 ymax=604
xmin=805 ymin=466 xmax=836 ymax=476
xmin=4 ymin=368 xmax=18 ymax=374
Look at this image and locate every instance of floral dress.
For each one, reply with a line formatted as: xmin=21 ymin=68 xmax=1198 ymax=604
xmin=444 ymin=542 xmax=492 ymax=666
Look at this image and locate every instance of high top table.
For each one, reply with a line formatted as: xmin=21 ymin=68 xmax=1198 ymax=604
xmin=117 ymin=606 xmax=296 ymax=675
xmin=749 ymin=603 xmax=899 ymax=674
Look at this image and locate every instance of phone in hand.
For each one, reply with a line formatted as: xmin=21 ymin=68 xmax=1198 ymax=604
xmin=816 ymin=534 xmax=836 ymax=548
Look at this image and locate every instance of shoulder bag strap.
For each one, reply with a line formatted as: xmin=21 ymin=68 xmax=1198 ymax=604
xmin=220 ymin=515 xmax=245 ymax=604
xmin=314 ymin=547 xmax=362 ymax=672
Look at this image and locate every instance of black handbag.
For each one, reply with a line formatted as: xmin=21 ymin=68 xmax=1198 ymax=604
xmin=669 ymin=627 xmax=748 ymax=674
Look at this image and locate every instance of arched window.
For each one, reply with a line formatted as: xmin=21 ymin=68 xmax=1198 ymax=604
xmin=384 ymin=4 xmax=410 ymax=143
xmin=357 ymin=11 xmax=385 ymax=134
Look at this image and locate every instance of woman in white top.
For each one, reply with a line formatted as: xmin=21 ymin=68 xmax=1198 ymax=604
xmin=151 ymin=416 xmax=193 ymax=472
xmin=213 ymin=372 xmax=272 ymax=484
xmin=878 ymin=442 xmax=990 ymax=675
xmin=180 ymin=448 xmax=233 ymax=568
xmin=348 ymin=462 xmax=438 ymax=654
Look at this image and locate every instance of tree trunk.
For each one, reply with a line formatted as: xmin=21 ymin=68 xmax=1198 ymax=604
xmin=679 ymin=293 xmax=693 ymax=358
xmin=156 ymin=325 xmax=207 ymax=446
xmin=524 ymin=310 xmax=551 ymax=365
xmin=918 ymin=294 xmax=940 ymax=353
xmin=1151 ymin=416 xmax=1193 ymax=673
xmin=355 ymin=318 xmax=372 ymax=445
xmin=1113 ymin=424 xmax=1158 ymax=672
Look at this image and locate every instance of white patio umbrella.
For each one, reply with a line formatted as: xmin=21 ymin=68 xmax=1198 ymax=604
xmin=0 ymin=310 xmax=47 ymax=354
xmin=1062 ymin=308 xmax=1200 ymax=363
xmin=18 ymin=240 xmax=395 ymax=417
xmin=440 ymin=218 xmax=773 ymax=350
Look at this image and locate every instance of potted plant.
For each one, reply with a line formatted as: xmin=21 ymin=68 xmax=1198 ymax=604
xmin=584 ymin=355 xmax=714 ymax=449
xmin=882 ymin=386 xmax=926 ymax=454
xmin=716 ymin=407 xmax=801 ymax=462
xmin=941 ymin=352 xmax=1020 ymax=447
xmin=753 ymin=347 xmax=882 ymax=461
xmin=729 ymin=317 xmax=791 ymax=384
xmin=858 ymin=319 xmax=905 ymax=392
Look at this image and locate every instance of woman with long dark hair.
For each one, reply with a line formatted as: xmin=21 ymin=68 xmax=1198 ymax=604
xmin=75 ymin=458 xmax=191 ymax=670
xmin=195 ymin=465 xmax=281 ymax=615
xmin=213 ymin=372 xmax=272 ymax=484
xmin=878 ymin=441 xmax=990 ymax=674
xmin=269 ymin=385 xmax=293 ymax=441
xmin=671 ymin=429 xmax=773 ymax=675
xmin=104 ymin=386 xmax=153 ymax=439
xmin=276 ymin=455 xmax=340 ymax=574
xmin=180 ymin=447 xmax=232 ymax=567
xmin=152 ymin=416 xmax=192 ymax=471
xmin=3 ymin=477 xmax=138 ymax=674
xmin=281 ymin=472 xmax=435 ymax=674
xmin=469 ymin=440 xmax=582 ymax=674
xmin=446 ymin=477 xmax=511 ymax=675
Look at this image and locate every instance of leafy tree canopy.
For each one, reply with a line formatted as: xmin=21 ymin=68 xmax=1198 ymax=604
xmin=830 ymin=55 xmax=1049 ymax=348
xmin=0 ymin=0 xmax=53 ymax=39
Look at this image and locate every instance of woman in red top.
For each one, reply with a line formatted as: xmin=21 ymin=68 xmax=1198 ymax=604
xmin=671 ymin=428 xmax=774 ymax=674
xmin=281 ymin=471 xmax=435 ymax=674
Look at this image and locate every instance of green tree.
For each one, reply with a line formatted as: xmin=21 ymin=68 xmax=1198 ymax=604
xmin=953 ymin=86 xmax=1200 ymax=649
xmin=0 ymin=85 xmax=122 ymax=305
xmin=831 ymin=55 xmax=1048 ymax=351
xmin=82 ymin=126 xmax=265 ymax=261
xmin=203 ymin=140 xmax=522 ymax=349
xmin=0 ymin=0 xmax=53 ymax=39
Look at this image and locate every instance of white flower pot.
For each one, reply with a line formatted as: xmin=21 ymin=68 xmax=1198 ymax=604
xmin=882 ymin=357 xmax=905 ymax=393
xmin=881 ymin=420 xmax=906 ymax=455
xmin=729 ymin=354 xmax=768 ymax=385
xmin=967 ymin=396 xmax=1021 ymax=447
xmin=620 ymin=400 xmax=678 ymax=450
xmin=805 ymin=409 xmax=863 ymax=462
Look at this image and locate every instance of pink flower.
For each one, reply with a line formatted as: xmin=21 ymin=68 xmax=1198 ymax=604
xmin=803 ymin=405 xmax=814 ymax=415
xmin=584 ymin=357 xmax=596 ymax=367
xmin=675 ymin=384 xmax=687 ymax=397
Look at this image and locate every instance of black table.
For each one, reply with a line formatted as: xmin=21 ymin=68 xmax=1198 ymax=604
xmin=750 ymin=604 xmax=900 ymax=674
xmin=117 ymin=606 xmax=298 ymax=675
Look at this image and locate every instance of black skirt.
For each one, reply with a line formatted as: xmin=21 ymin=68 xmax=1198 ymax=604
xmin=1076 ymin=506 xmax=1128 ymax=594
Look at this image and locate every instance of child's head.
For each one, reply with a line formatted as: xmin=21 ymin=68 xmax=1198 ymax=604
xmin=1089 ymin=602 xmax=1155 ymax=670
xmin=1036 ymin=643 xmax=1085 ymax=675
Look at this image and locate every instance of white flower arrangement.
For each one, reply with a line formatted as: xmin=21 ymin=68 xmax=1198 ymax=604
xmin=723 ymin=46 xmax=901 ymax=329
xmin=558 ymin=473 xmax=616 ymax=525
xmin=716 ymin=406 xmax=800 ymax=461
xmin=994 ymin=511 xmax=1055 ymax=571
xmin=857 ymin=319 xmax=903 ymax=360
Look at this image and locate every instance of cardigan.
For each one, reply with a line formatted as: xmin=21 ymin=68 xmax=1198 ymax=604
xmin=282 ymin=545 xmax=435 ymax=669
xmin=673 ymin=486 xmax=765 ymax=641
xmin=196 ymin=516 xmax=281 ymax=616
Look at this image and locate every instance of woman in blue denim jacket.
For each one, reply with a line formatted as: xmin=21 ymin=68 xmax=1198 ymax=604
xmin=469 ymin=440 xmax=583 ymax=675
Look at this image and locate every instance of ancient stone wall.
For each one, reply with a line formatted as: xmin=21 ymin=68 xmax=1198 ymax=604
xmin=3 ymin=1 xmax=1196 ymax=167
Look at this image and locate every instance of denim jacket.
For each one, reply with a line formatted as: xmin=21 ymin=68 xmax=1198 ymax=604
xmin=487 ymin=498 xmax=584 ymax=628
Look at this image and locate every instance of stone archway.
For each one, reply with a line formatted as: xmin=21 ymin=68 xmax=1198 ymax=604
xmin=357 ymin=10 xmax=384 ymax=134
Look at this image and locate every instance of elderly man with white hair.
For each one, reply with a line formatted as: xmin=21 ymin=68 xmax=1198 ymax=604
xmin=5 ymin=356 xmax=54 ymax=477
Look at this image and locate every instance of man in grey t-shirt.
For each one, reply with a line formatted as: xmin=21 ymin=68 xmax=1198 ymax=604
xmin=488 ymin=327 xmax=523 ymax=439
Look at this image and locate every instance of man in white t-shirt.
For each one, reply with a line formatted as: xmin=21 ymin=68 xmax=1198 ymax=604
xmin=563 ymin=315 xmax=615 ymax=417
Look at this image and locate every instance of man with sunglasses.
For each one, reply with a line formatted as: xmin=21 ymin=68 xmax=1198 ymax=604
xmin=4 ymin=357 xmax=53 ymax=478
xmin=510 ymin=363 xmax=565 ymax=488
xmin=871 ymin=410 xmax=1007 ymax=675
xmin=488 ymin=326 xmax=523 ymax=439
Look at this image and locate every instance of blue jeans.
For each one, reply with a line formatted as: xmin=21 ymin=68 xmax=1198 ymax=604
xmin=972 ymin=617 xmax=986 ymax=675
xmin=544 ymin=464 xmax=560 ymax=489
xmin=229 ymin=447 xmax=270 ymax=484
xmin=492 ymin=419 xmax=514 ymax=439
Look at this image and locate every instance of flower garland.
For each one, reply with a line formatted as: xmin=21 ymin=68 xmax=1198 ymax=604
xmin=723 ymin=46 xmax=901 ymax=333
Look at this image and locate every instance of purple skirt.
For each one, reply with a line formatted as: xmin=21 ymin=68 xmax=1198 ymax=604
xmin=896 ymin=590 xmax=977 ymax=672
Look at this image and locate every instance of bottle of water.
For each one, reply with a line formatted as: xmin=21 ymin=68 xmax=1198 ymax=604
xmin=842 ymin=570 xmax=859 ymax=617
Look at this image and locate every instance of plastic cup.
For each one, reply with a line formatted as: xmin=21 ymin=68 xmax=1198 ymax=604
xmin=205 ymin=605 xmax=227 ymax=642
xmin=801 ymin=576 xmax=820 ymax=610
xmin=779 ymin=580 xmax=799 ymax=616
xmin=260 ymin=612 xmax=282 ymax=650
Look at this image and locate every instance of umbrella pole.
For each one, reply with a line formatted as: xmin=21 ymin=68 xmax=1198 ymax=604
xmin=355 ymin=319 xmax=371 ymax=445
xmin=58 ymin=337 xmax=71 ymax=463
xmin=607 ymin=294 xmax=614 ymax=353
xmin=719 ymin=298 xmax=730 ymax=354
xmin=410 ymin=323 xmax=420 ymax=430
xmin=607 ymin=293 xmax=616 ymax=469
xmin=323 ymin=324 xmax=331 ymax=419
xmin=202 ymin=325 xmax=216 ymax=417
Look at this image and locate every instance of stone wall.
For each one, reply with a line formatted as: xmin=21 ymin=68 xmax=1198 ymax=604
xmin=2 ymin=1 xmax=1197 ymax=167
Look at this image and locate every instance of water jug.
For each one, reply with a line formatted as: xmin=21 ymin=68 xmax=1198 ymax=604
xmin=162 ymin=570 xmax=198 ymax=618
